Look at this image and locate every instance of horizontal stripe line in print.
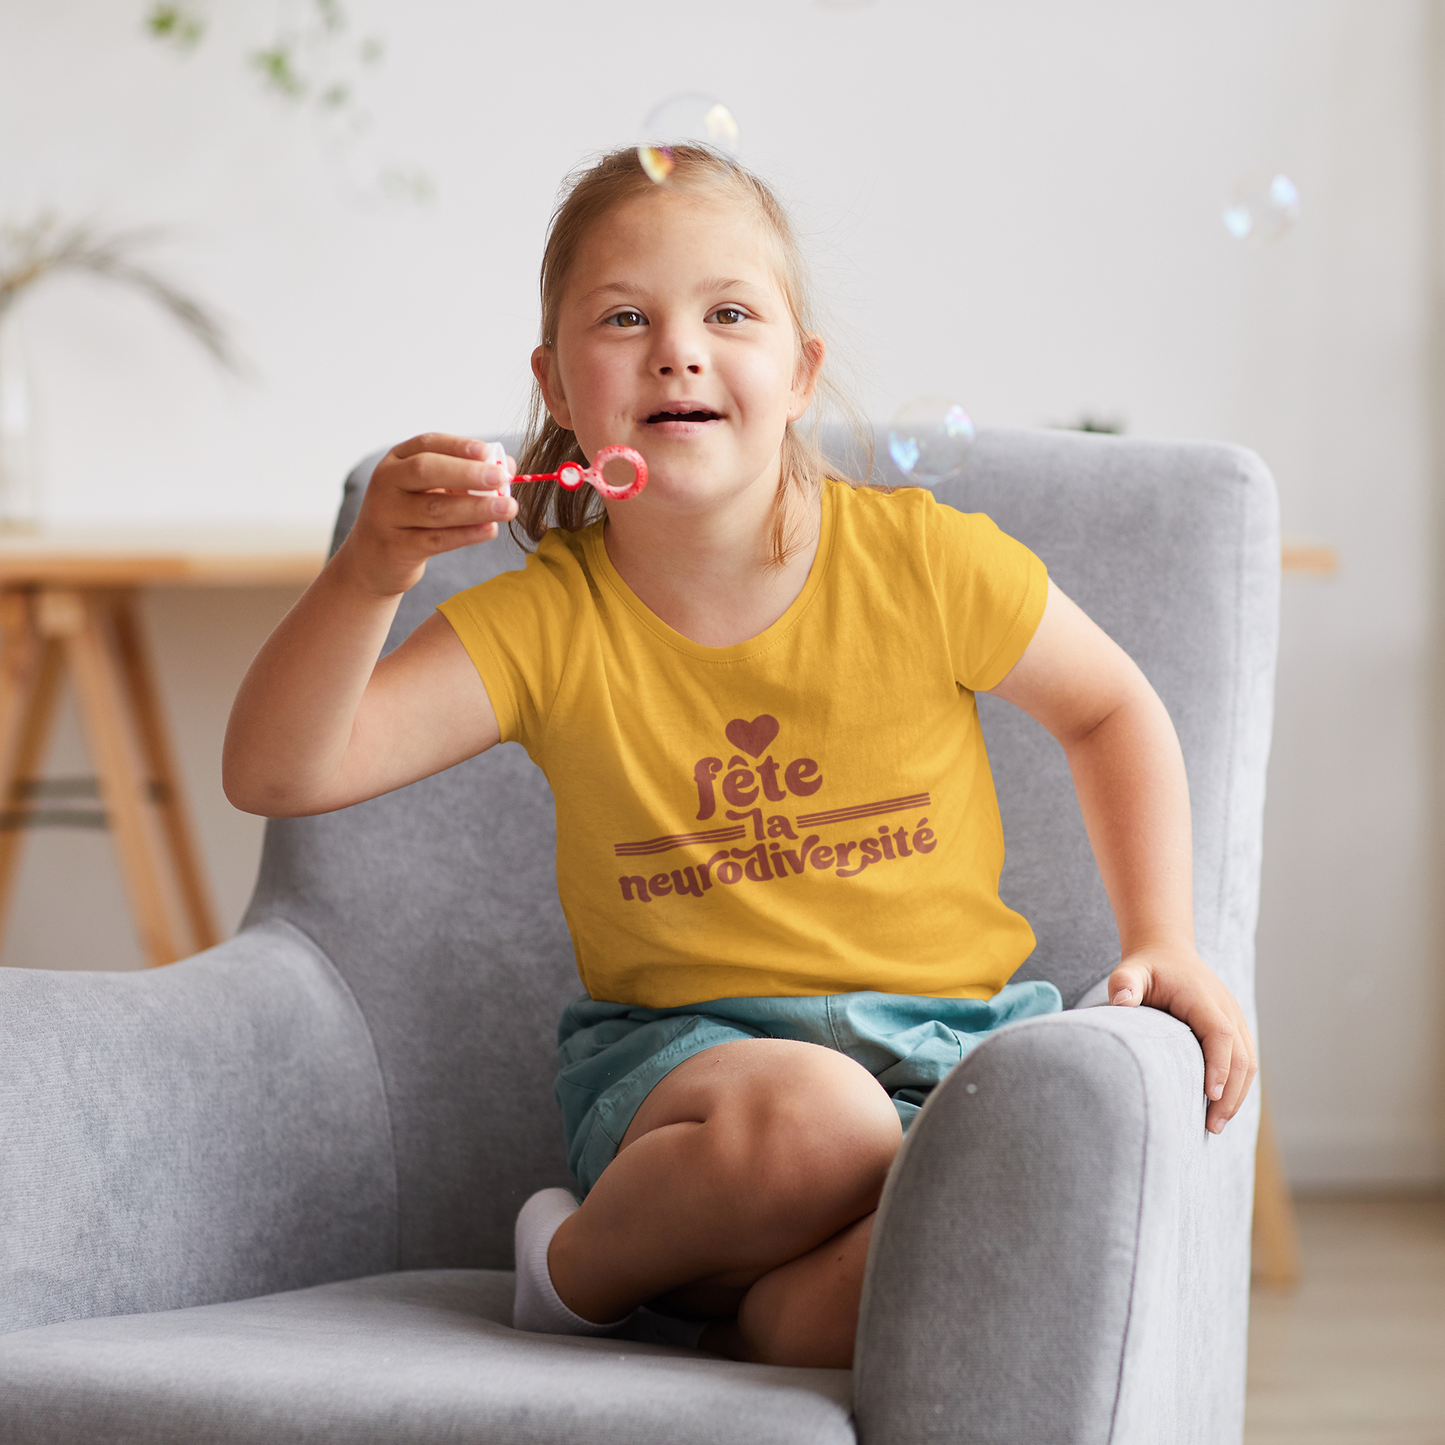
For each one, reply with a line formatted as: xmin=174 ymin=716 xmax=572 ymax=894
xmin=795 ymin=794 xmax=932 ymax=827
xmin=615 ymin=826 xmax=746 ymax=857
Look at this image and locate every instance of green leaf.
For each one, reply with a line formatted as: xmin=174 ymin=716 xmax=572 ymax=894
xmin=248 ymin=45 xmax=307 ymax=99
xmin=144 ymin=4 xmax=205 ymax=48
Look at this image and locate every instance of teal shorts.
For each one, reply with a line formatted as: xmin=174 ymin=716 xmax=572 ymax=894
xmin=555 ymin=981 xmax=1062 ymax=1196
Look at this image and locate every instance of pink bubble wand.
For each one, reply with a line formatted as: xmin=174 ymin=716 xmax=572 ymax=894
xmin=506 ymin=444 xmax=648 ymax=501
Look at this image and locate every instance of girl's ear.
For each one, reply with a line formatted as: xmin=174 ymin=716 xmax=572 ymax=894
xmin=788 ymin=333 xmax=827 ymax=423
xmin=532 ymin=345 xmax=574 ymax=430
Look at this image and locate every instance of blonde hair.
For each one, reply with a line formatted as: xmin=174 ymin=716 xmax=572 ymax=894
xmin=510 ymin=145 xmax=871 ymax=564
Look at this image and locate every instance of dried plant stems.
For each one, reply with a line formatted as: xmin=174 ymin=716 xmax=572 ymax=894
xmin=0 ymin=216 xmax=241 ymax=373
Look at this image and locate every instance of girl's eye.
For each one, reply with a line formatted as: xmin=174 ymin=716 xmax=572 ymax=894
xmin=710 ymin=306 xmax=747 ymax=326
xmin=605 ymin=309 xmax=646 ymax=328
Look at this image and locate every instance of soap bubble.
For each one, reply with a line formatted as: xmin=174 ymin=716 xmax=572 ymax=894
xmin=1222 ymin=172 xmax=1300 ymax=245
xmin=637 ymin=94 xmax=740 ymax=184
xmin=887 ymin=398 xmax=976 ymax=485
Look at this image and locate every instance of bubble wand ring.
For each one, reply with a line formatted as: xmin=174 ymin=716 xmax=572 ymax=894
xmin=512 ymin=445 xmax=647 ymax=501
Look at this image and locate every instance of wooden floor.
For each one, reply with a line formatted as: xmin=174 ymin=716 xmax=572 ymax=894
xmin=1246 ymin=1192 xmax=1445 ymax=1445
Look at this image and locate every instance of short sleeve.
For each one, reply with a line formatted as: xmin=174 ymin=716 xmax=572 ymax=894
xmin=925 ymin=501 xmax=1049 ymax=693
xmin=436 ymin=533 xmax=582 ymax=760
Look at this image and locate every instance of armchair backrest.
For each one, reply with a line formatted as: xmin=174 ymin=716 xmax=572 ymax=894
xmin=241 ymin=426 xmax=1278 ymax=1271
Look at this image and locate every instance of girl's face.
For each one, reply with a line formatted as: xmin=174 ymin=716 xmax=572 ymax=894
xmin=533 ymin=190 xmax=823 ymax=516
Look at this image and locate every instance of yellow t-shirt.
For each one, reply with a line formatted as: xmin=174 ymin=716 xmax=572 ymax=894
xmin=438 ymin=479 xmax=1048 ymax=1008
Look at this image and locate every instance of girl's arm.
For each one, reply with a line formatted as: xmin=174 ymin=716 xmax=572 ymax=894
xmin=223 ymin=434 xmax=516 ymax=818
xmin=987 ymin=579 xmax=1258 ymax=1134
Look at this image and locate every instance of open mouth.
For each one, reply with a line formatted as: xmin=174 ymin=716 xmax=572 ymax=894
xmin=644 ymin=406 xmax=723 ymax=424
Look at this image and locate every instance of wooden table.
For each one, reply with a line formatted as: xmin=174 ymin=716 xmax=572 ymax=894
xmin=1280 ymin=542 xmax=1338 ymax=576
xmin=0 ymin=528 xmax=328 ymax=968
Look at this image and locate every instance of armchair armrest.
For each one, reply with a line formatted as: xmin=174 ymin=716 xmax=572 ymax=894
xmin=854 ymin=1007 xmax=1256 ymax=1445
xmin=0 ymin=920 xmax=398 ymax=1338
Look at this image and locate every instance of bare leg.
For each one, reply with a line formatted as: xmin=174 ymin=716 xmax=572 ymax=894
xmin=703 ymin=1211 xmax=875 ymax=1368
xmin=546 ymin=1038 xmax=901 ymax=1333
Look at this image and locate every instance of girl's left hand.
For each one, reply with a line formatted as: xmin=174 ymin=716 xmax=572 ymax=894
xmin=1107 ymin=947 xmax=1258 ymax=1136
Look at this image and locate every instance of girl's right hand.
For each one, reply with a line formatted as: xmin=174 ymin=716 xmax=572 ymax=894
xmin=224 ymin=431 xmax=511 ymax=817
xmin=337 ymin=432 xmax=518 ymax=597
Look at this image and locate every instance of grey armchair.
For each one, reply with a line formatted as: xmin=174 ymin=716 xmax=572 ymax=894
xmin=0 ymin=427 xmax=1278 ymax=1445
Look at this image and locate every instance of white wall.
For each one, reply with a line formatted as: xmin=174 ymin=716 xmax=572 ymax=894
xmin=0 ymin=0 xmax=1438 ymax=1186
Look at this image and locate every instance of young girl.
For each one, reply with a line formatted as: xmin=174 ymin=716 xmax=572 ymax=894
xmin=224 ymin=146 xmax=1257 ymax=1371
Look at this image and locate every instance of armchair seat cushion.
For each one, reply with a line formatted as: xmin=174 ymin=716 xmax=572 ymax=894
xmin=0 ymin=1270 xmax=855 ymax=1445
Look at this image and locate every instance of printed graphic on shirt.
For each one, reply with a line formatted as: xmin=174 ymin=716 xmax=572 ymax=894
xmin=612 ymin=715 xmax=937 ymax=905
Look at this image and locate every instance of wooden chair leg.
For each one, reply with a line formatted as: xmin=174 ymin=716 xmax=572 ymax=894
xmin=1252 ymin=1086 xmax=1301 ymax=1289
xmin=40 ymin=589 xmax=184 ymax=968
xmin=108 ymin=592 xmax=220 ymax=952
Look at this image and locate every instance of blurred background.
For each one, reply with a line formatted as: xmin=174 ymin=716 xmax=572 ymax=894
xmin=1 ymin=1 xmax=1441 ymax=1435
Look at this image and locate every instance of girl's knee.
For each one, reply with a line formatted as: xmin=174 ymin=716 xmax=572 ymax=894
xmin=718 ymin=1045 xmax=902 ymax=1216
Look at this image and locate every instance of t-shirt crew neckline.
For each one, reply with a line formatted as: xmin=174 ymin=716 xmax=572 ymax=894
xmin=583 ymin=482 xmax=839 ymax=663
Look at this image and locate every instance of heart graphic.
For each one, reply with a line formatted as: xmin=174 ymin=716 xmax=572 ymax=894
xmin=725 ymin=715 xmax=780 ymax=758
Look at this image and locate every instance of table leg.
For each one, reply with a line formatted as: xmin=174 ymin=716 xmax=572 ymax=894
xmin=109 ymin=593 xmax=220 ymax=952
xmin=0 ymin=591 xmax=64 ymax=927
xmin=1252 ymin=1086 xmax=1301 ymax=1289
xmin=40 ymin=588 xmax=184 ymax=967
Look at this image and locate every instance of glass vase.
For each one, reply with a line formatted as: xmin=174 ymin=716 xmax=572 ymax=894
xmin=0 ymin=312 xmax=40 ymax=533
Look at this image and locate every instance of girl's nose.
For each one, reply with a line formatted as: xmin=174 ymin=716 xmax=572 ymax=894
xmin=651 ymin=325 xmax=706 ymax=377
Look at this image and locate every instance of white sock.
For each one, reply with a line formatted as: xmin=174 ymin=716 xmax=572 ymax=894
xmin=512 ymin=1187 xmax=634 ymax=1336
